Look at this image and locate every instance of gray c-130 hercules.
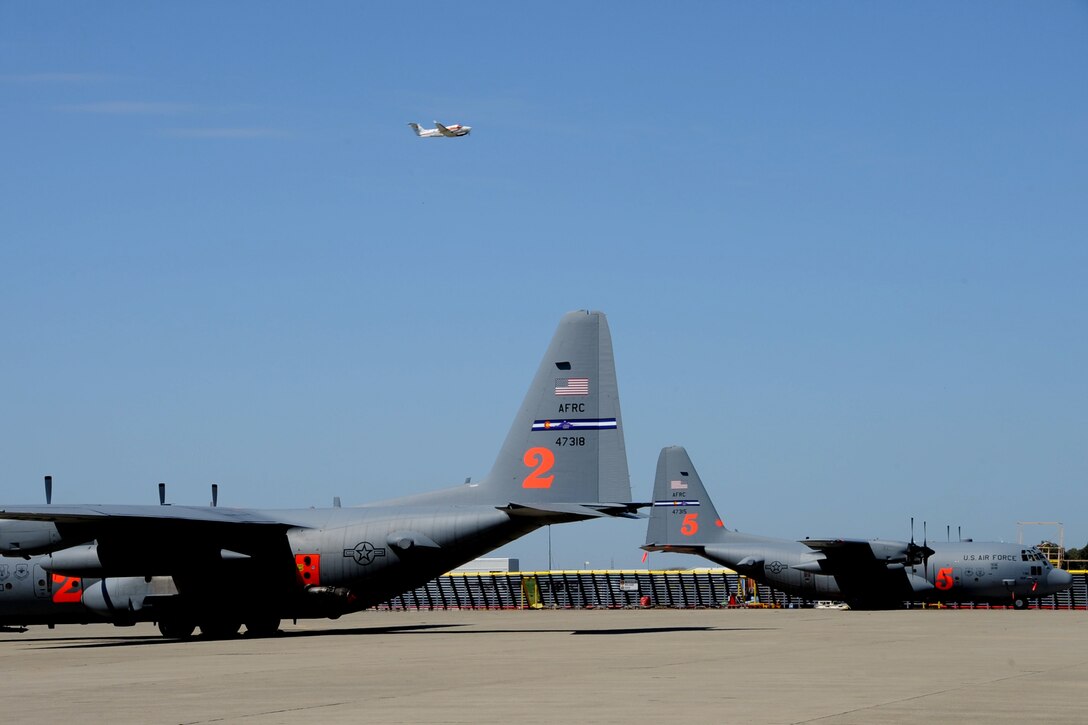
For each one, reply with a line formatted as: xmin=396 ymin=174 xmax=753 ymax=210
xmin=0 ymin=311 xmax=639 ymax=637
xmin=643 ymin=446 xmax=1073 ymax=609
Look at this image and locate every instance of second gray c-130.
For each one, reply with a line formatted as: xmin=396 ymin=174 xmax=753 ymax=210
xmin=0 ymin=310 xmax=639 ymax=637
xmin=643 ymin=446 xmax=1073 ymax=609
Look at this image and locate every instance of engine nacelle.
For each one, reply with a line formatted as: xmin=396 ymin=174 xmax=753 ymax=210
xmin=0 ymin=520 xmax=64 ymax=555
xmin=43 ymin=543 xmax=104 ymax=575
xmin=82 ymin=577 xmax=179 ymax=618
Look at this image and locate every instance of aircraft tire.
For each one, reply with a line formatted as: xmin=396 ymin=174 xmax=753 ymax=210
xmin=199 ymin=619 xmax=241 ymax=639
xmin=244 ymin=617 xmax=281 ymax=638
xmin=1012 ymin=598 xmax=1028 ymax=610
xmin=158 ymin=619 xmax=196 ymax=639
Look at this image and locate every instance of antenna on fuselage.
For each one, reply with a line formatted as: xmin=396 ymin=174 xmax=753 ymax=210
xmin=159 ymin=482 xmax=167 ymax=506
xmin=211 ymin=483 xmax=218 ymax=507
xmin=44 ymin=475 xmax=52 ymax=505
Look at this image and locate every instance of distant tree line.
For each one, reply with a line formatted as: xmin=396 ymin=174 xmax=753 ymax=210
xmin=1063 ymin=543 xmax=1088 ymax=568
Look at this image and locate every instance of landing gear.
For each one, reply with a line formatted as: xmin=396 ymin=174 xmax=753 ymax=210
xmin=157 ymin=618 xmax=196 ymax=639
xmin=244 ymin=617 xmax=282 ymax=638
xmin=199 ymin=619 xmax=241 ymax=639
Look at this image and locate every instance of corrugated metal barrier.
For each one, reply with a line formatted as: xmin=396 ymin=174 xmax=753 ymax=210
xmin=375 ymin=569 xmax=1088 ymax=611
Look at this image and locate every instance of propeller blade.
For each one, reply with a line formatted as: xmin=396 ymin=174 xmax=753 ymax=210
xmin=211 ymin=483 xmax=218 ymax=507
xmin=923 ymin=521 xmax=930 ymax=579
xmin=159 ymin=482 xmax=166 ymax=506
xmin=44 ymin=475 xmax=52 ymax=505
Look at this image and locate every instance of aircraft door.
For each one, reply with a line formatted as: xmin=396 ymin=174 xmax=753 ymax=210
xmin=32 ymin=563 xmax=49 ymax=599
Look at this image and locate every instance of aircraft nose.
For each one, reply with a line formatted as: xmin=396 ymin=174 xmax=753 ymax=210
xmin=1048 ymin=568 xmax=1073 ymax=590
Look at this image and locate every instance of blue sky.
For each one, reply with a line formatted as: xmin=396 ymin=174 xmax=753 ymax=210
xmin=2 ymin=3 xmax=1085 ymax=568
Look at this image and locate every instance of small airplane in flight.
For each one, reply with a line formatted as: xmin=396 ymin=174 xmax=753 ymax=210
xmin=0 ymin=311 xmax=637 ymax=637
xmin=408 ymin=121 xmax=471 ymax=137
xmin=642 ymin=446 xmax=1074 ymax=609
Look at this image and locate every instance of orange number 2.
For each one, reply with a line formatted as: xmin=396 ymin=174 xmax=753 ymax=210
xmin=935 ymin=567 xmax=954 ymax=590
xmin=681 ymin=512 xmax=699 ymax=536
xmin=522 ymin=447 xmax=556 ymax=489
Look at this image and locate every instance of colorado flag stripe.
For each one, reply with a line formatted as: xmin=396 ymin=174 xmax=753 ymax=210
xmin=532 ymin=418 xmax=617 ymax=431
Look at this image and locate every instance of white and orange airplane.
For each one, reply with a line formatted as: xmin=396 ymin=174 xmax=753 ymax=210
xmin=408 ymin=121 xmax=471 ymax=137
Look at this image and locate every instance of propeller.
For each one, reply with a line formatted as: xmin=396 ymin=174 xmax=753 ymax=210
xmin=44 ymin=475 xmax=52 ymax=505
xmin=907 ymin=517 xmax=935 ymax=570
xmin=211 ymin=483 xmax=218 ymax=507
xmin=923 ymin=520 xmax=930 ymax=580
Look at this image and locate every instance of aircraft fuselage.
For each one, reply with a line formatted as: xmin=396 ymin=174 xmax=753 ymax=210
xmin=700 ymin=534 xmax=1072 ymax=608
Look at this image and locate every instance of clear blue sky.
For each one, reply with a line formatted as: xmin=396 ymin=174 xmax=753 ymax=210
xmin=3 ymin=3 xmax=1085 ymax=568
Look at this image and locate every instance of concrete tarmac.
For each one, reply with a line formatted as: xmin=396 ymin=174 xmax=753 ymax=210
xmin=2 ymin=608 xmax=1086 ymax=724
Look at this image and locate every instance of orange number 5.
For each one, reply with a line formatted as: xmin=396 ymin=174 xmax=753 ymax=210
xmin=681 ymin=512 xmax=699 ymax=536
xmin=522 ymin=447 xmax=555 ymax=489
xmin=935 ymin=567 xmax=954 ymax=590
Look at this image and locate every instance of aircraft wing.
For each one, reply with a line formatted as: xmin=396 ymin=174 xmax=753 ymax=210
xmin=800 ymin=538 xmax=929 ymax=603
xmin=0 ymin=505 xmax=306 ymax=581
xmin=0 ymin=504 xmax=304 ymax=527
xmin=801 ymin=539 xmax=887 ymax=572
xmin=801 ymin=537 xmax=930 ymax=568
xmin=434 ymin=122 xmax=455 ymax=136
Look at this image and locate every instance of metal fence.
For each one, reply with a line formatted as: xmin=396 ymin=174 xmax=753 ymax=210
xmin=375 ymin=569 xmax=1088 ymax=611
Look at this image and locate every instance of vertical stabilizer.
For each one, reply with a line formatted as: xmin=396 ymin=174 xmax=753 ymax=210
xmin=481 ymin=310 xmax=630 ymax=506
xmin=644 ymin=446 xmax=725 ymax=548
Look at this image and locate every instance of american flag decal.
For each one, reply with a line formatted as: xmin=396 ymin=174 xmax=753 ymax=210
xmin=554 ymin=377 xmax=589 ymax=396
xmin=670 ymin=480 xmax=687 ymax=490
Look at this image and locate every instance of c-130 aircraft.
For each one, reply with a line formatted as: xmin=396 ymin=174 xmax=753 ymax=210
xmin=643 ymin=446 xmax=1073 ymax=609
xmin=0 ymin=311 xmax=638 ymax=637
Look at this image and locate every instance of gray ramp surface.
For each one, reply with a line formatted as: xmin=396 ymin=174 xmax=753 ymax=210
xmin=1 ymin=609 xmax=1085 ymax=724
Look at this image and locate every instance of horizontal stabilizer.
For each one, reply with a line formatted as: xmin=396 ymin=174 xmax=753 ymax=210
xmin=641 ymin=543 xmax=706 ymax=555
xmin=501 ymin=501 xmax=644 ymax=521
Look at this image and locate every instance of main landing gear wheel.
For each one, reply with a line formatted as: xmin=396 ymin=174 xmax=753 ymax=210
xmin=199 ymin=619 xmax=241 ymax=639
xmin=1012 ymin=598 xmax=1028 ymax=610
xmin=244 ymin=617 xmax=282 ymax=638
xmin=158 ymin=619 xmax=196 ymax=639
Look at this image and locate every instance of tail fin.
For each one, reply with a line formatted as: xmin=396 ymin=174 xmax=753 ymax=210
xmin=407 ymin=122 xmax=422 ymax=136
xmin=643 ymin=446 xmax=725 ymax=550
xmin=481 ymin=310 xmax=632 ymax=515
